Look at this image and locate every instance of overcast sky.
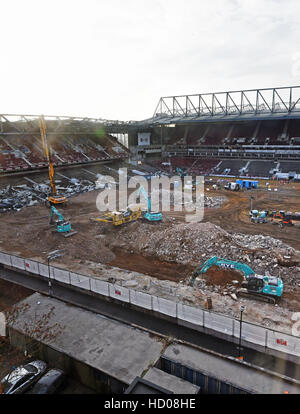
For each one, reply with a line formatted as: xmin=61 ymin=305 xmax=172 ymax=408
xmin=1 ymin=0 xmax=300 ymax=121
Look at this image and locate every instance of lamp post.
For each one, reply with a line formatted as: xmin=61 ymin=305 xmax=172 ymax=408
xmin=250 ymin=195 xmax=254 ymax=212
xmin=47 ymin=249 xmax=63 ymax=296
xmin=238 ymin=305 xmax=245 ymax=360
xmin=160 ymin=125 xmax=163 ymax=159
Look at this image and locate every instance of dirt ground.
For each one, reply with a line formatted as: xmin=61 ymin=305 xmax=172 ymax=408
xmin=201 ymin=265 xmax=244 ymax=287
xmin=0 ymin=180 xmax=299 ymax=276
xmin=1 ymin=179 xmax=299 ymax=277
xmin=0 ymin=176 xmax=299 ymax=331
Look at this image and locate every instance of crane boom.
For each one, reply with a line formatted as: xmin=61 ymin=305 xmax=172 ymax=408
xmin=39 ymin=116 xmax=56 ymax=195
xmin=39 ymin=115 xmax=66 ymax=206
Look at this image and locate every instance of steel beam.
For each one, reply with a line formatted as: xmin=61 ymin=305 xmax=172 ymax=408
xmin=153 ymin=86 xmax=300 ymax=121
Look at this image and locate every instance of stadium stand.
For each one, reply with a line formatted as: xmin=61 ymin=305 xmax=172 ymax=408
xmin=278 ymin=161 xmax=300 ymax=174
xmin=0 ymin=132 xmax=128 ymax=173
xmin=244 ymin=161 xmax=277 ymax=178
xmin=213 ymin=160 xmax=248 ymax=176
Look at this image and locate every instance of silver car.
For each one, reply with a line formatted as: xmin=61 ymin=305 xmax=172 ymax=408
xmin=1 ymin=360 xmax=47 ymax=394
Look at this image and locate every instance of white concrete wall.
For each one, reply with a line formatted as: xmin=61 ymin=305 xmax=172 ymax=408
xmin=24 ymin=259 xmax=39 ymax=275
xmin=3 ymin=253 xmax=300 ymax=359
xmin=0 ymin=252 xmax=12 ymax=266
xmin=130 ymin=290 xmax=152 ymax=310
xmin=70 ymin=272 xmax=90 ymax=290
xmin=90 ymin=279 xmax=109 ymax=296
xmin=109 ymin=284 xmax=130 ymax=303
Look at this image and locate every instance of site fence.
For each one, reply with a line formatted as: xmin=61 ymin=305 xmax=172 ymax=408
xmin=0 ymin=251 xmax=299 ymax=358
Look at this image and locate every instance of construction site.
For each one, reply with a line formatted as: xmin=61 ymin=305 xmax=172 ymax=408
xmin=1 ymin=86 xmax=300 ymax=394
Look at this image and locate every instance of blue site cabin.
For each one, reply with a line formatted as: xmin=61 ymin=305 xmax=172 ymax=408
xmin=236 ymin=179 xmax=258 ymax=189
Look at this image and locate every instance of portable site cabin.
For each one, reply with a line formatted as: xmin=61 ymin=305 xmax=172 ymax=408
xmin=236 ymin=179 xmax=258 ymax=189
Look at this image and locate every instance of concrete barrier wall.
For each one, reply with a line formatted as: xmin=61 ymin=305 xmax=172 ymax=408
xmin=177 ymin=303 xmax=203 ymax=327
xmin=24 ymin=259 xmax=39 ymax=275
xmin=130 ymin=290 xmax=152 ymax=310
xmin=70 ymin=272 xmax=90 ymax=291
xmin=242 ymin=322 xmax=267 ymax=347
xmin=53 ymin=268 xmax=70 ymax=284
xmin=152 ymin=296 xmax=177 ymax=317
xmin=267 ymin=330 xmax=300 ymax=357
xmin=204 ymin=311 xmax=234 ymax=335
xmin=38 ymin=263 xmax=50 ymax=278
xmin=109 ymin=284 xmax=130 ymax=303
xmin=2 ymin=252 xmax=300 ymax=359
xmin=10 ymin=256 xmax=25 ymax=271
xmin=0 ymin=252 xmax=12 ymax=266
xmin=90 ymin=279 xmax=109 ymax=296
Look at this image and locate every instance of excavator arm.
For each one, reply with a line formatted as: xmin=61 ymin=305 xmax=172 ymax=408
xmin=136 ymin=185 xmax=162 ymax=222
xmin=192 ymin=256 xmax=255 ymax=279
xmin=50 ymin=206 xmax=65 ymax=224
xmin=136 ymin=185 xmax=151 ymax=212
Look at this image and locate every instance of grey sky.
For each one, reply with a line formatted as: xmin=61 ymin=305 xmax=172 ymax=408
xmin=1 ymin=0 xmax=299 ymax=120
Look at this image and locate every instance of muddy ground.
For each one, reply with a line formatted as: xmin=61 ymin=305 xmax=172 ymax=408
xmin=0 ymin=179 xmax=299 ymax=278
xmin=0 ymin=172 xmax=299 ymax=331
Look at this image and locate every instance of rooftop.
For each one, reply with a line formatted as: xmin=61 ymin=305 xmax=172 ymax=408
xmin=163 ymin=343 xmax=300 ymax=394
xmin=8 ymin=293 xmax=164 ymax=385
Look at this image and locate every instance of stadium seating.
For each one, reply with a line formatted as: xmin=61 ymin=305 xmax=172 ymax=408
xmin=0 ymin=134 xmax=127 ymax=173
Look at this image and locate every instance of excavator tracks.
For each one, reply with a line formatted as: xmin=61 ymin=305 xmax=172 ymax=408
xmin=237 ymin=289 xmax=277 ymax=304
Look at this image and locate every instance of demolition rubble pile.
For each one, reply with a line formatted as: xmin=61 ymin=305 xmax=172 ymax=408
xmin=0 ymin=178 xmax=96 ymax=212
xmin=115 ymin=221 xmax=300 ymax=288
xmin=152 ymin=188 xmax=227 ymax=209
xmin=202 ymin=195 xmax=227 ymax=208
xmin=0 ymin=185 xmax=41 ymax=212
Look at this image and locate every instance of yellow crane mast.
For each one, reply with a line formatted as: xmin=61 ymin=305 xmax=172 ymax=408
xmin=39 ymin=115 xmax=66 ymax=206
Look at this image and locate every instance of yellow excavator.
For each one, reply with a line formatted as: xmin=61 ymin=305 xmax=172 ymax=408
xmin=39 ymin=115 xmax=66 ymax=207
xmin=90 ymin=207 xmax=142 ymax=226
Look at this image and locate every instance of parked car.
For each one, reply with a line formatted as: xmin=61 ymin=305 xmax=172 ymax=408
xmin=1 ymin=360 xmax=47 ymax=394
xmin=27 ymin=369 xmax=66 ymax=394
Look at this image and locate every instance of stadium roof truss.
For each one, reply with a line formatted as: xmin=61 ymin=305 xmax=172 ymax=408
xmin=0 ymin=114 xmax=135 ymax=135
xmin=1 ymin=86 xmax=300 ymax=134
xmin=149 ymin=86 xmax=300 ymax=125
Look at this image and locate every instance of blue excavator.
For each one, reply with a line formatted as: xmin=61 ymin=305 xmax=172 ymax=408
xmin=176 ymin=167 xmax=187 ymax=179
xmin=191 ymin=256 xmax=283 ymax=304
xmin=49 ymin=206 xmax=77 ymax=237
xmin=136 ymin=185 xmax=162 ymax=222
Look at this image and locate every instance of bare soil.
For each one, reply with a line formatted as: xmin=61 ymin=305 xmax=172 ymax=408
xmin=109 ymin=247 xmax=193 ymax=281
xmin=0 ymin=181 xmax=300 ymax=280
xmin=0 ymin=177 xmax=299 ymax=325
xmin=202 ymin=265 xmax=244 ymax=287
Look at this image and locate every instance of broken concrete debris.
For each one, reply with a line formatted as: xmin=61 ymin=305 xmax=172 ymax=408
xmin=0 ymin=176 xmax=98 ymax=213
xmin=114 ymin=221 xmax=300 ymax=288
